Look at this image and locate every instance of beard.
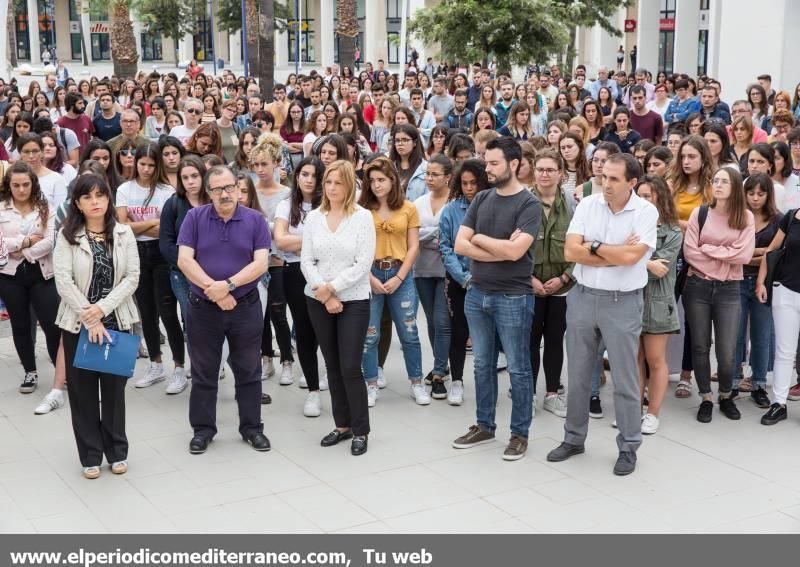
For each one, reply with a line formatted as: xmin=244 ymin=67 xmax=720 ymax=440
xmin=488 ymin=165 xmax=513 ymax=187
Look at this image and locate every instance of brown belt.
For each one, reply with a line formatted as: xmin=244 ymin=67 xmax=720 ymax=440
xmin=373 ymin=258 xmax=402 ymax=270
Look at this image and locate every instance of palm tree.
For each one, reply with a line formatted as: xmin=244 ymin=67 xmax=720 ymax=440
xmin=336 ymin=0 xmax=358 ymax=70
xmin=7 ymin=0 xmax=18 ymax=68
xmin=108 ymin=0 xmax=139 ymax=77
xmin=246 ymin=0 xmax=258 ymax=77
xmin=256 ymin=0 xmax=274 ymax=95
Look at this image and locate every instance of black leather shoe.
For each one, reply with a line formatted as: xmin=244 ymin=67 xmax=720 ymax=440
xmin=546 ymin=442 xmax=585 ymax=462
xmin=613 ymin=451 xmax=637 ymax=476
xmin=261 ymin=393 xmax=272 ymax=405
xmin=321 ymin=429 xmax=354 ymax=447
xmin=245 ymin=433 xmax=271 ymax=452
xmin=719 ymin=397 xmax=741 ymax=420
xmin=351 ymin=435 xmax=368 ymax=456
xmin=697 ymin=400 xmax=713 ymax=423
xmin=189 ymin=435 xmax=211 ymax=454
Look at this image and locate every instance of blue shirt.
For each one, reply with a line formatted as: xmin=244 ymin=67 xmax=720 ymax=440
xmin=92 ymin=113 xmax=122 ymax=141
xmin=664 ymin=96 xmax=701 ymax=124
xmin=178 ymin=203 xmax=271 ymax=299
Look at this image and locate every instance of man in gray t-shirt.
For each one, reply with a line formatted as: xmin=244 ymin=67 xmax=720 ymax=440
xmin=428 ymin=77 xmax=454 ymax=123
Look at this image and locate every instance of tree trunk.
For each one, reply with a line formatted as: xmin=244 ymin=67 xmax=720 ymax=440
xmin=565 ymin=26 xmax=577 ymax=78
xmin=110 ymin=1 xmax=139 ymax=78
xmin=256 ymin=0 xmax=274 ymax=95
xmin=7 ymin=0 xmax=17 ymax=67
xmin=246 ymin=0 xmax=258 ymax=81
xmin=336 ymin=0 xmax=358 ymax=70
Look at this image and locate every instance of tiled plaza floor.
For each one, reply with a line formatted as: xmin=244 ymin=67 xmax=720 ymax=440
xmin=1 ymin=320 xmax=799 ymax=534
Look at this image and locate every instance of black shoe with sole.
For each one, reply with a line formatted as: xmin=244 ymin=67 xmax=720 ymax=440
xmin=761 ymin=403 xmax=787 ymax=426
xmin=189 ymin=435 xmax=212 ymax=454
xmin=546 ymin=442 xmax=585 ymax=462
xmin=351 ymin=435 xmax=368 ymax=456
xmin=613 ymin=451 xmax=637 ymax=476
xmin=750 ymin=388 xmax=770 ymax=409
xmin=697 ymin=400 xmax=713 ymax=423
xmin=321 ymin=429 xmax=354 ymax=447
xmin=423 ymin=371 xmax=434 ymax=386
xmin=261 ymin=393 xmax=272 ymax=405
xmin=589 ymin=395 xmax=603 ymax=419
xmin=719 ymin=397 xmax=741 ymax=420
xmin=431 ymin=380 xmax=447 ymax=399
xmin=245 ymin=433 xmax=271 ymax=452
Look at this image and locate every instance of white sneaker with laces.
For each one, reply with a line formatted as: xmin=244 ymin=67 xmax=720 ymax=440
xmin=303 ymin=391 xmax=321 ymax=417
xmin=411 ymin=383 xmax=432 ymax=405
xmin=319 ymin=374 xmax=329 ymax=391
xmin=298 ymin=374 xmax=308 ymax=388
xmin=279 ymin=361 xmax=294 ymax=385
xmin=641 ymin=413 xmax=660 ymax=435
xmin=165 ymin=367 xmax=188 ymax=395
xmin=367 ymin=384 xmax=379 ymax=407
xmin=376 ymin=367 xmax=386 ymax=389
xmin=262 ymin=356 xmax=275 ymax=380
xmin=34 ymin=389 xmax=65 ymax=415
xmin=135 ymin=362 xmax=165 ymax=388
xmin=543 ymin=393 xmax=568 ymax=418
xmin=447 ymin=381 xmax=464 ymax=406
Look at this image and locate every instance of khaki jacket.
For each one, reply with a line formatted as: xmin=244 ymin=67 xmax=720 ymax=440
xmin=54 ymin=224 xmax=141 ymax=333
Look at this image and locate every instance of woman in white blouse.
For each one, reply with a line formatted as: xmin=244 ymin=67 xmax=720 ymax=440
xmin=301 ymin=159 xmax=376 ymax=456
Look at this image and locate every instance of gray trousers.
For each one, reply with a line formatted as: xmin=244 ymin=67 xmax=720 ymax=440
xmin=564 ymin=285 xmax=644 ymax=454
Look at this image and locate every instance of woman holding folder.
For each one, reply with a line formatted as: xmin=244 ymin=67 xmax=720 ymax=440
xmin=54 ymin=174 xmax=141 ymax=480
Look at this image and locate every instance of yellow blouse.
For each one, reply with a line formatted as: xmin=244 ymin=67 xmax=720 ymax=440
xmin=675 ymin=190 xmax=705 ymax=222
xmin=370 ymin=201 xmax=420 ymax=260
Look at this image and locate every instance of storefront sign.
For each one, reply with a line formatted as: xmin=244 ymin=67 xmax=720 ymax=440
xmin=624 ymin=19 xmax=636 ymax=32
xmin=659 ymin=18 xmax=675 ymax=31
xmin=90 ymin=22 xmax=110 ymax=34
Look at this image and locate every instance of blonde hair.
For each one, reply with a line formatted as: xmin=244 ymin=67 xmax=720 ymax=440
xmin=474 ymin=129 xmax=500 ymax=146
xmin=250 ymin=131 xmax=283 ymax=164
xmin=568 ymin=116 xmax=591 ymax=147
xmin=320 ymin=160 xmax=357 ymax=214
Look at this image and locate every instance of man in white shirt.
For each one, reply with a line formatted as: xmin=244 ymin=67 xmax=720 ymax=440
xmin=169 ymin=98 xmax=202 ymax=146
xmin=398 ymin=72 xmax=419 ymax=107
xmin=590 ymin=66 xmax=619 ymax=101
xmin=537 ymin=72 xmax=559 ymax=110
xmin=546 ymin=153 xmax=657 ymax=476
xmin=409 ymin=88 xmax=436 ymax=147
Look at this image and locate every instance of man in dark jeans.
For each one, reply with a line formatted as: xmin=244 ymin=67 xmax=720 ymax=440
xmin=178 ymin=166 xmax=271 ymax=454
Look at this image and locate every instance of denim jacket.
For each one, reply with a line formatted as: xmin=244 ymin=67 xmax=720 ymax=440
xmin=438 ymin=197 xmax=471 ymax=287
xmin=405 ymin=160 xmax=429 ymax=202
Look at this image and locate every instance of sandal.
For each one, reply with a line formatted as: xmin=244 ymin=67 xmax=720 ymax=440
xmin=738 ymin=376 xmax=753 ymax=392
xmin=83 ymin=466 xmax=100 ymax=480
xmin=675 ymin=380 xmax=692 ymax=398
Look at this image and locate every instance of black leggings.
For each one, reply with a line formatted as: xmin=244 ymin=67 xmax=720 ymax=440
xmin=283 ymin=262 xmax=319 ymax=390
xmin=135 ymin=241 xmax=184 ymax=365
xmin=262 ymin=265 xmax=294 ymax=363
xmin=444 ymin=274 xmax=468 ymax=382
xmin=0 ymin=262 xmax=60 ymax=372
xmin=530 ymin=294 xmax=566 ymax=393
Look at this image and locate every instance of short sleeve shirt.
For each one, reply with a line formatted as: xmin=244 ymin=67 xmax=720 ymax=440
xmin=116 ymin=181 xmax=175 ymax=241
xmin=274 ymin=199 xmax=312 ymax=263
xmin=371 ymin=201 xmax=421 ymax=261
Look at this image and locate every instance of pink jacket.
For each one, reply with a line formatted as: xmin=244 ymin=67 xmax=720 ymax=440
xmin=683 ymin=206 xmax=755 ymax=281
xmin=0 ymin=201 xmax=55 ymax=279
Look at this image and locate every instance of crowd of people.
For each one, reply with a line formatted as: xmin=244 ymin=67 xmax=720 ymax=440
xmin=1 ymin=56 xmax=800 ymax=479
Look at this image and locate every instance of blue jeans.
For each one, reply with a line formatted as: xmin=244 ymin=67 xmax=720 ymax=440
xmin=736 ymin=276 xmax=774 ymax=386
xmin=363 ymin=266 xmax=423 ymax=381
xmin=170 ymin=268 xmax=191 ymax=329
xmin=415 ymin=277 xmax=451 ymax=377
xmin=465 ymin=285 xmax=534 ymax=438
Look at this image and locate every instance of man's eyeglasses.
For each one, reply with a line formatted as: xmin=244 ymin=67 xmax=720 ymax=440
xmin=186 ymin=108 xmax=202 ymax=115
xmin=208 ymin=184 xmax=238 ymax=195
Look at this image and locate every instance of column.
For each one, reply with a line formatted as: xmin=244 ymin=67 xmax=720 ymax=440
xmin=27 ymin=0 xmax=41 ymax=63
xmin=131 ymin=19 xmax=143 ymax=61
xmin=179 ymin=32 xmax=194 ymax=64
xmin=276 ymin=28 xmax=288 ymax=70
xmin=0 ymin=0 xmax=7 ymax=73
xmin=673 ymin=0 xmax=700 ymax=75
xmin=588 ymin=20 xmax=618 ymax=77
xmin=55 ymin=0 xmax=70 ymax=62
xmin=229 ymin=29 xmax=242 ymax=67
xmin=364 ymin=0 xmax=386 ymax=66
xmin=81 ymin=10 xmax=93 ymax=64
xmin=319 ymin=0 xmax=334 ymax=67
xmin=636 ymin=0 xmax=660 ymax=75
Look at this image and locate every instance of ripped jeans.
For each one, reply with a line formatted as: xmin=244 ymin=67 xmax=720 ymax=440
xmin=362 ymin=266 xmax=423 ymax=382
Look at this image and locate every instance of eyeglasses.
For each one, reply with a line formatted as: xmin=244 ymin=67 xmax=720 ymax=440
xmin=121 ymin=119 xmax=139 ymax=124
xmin=394 ymin=138 xmax=413 ymax=144
xmin=712 ymin=177 xmax=731 ymax=186
xmin=186 ymin=108 xmax=202 ymax=115
xmin=208 ymin=184 xmax=238 ymax=195
xmin=119 ymin=149 xmax=135 ymax=156
xmin=535 ymin=167 xmax=559 ymax=175
xmin=255 ymin=121 xmax=265 ymax=128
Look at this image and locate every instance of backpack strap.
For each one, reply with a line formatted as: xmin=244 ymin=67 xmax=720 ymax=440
xmin=698 ymin=204 xmax=709 ymax=234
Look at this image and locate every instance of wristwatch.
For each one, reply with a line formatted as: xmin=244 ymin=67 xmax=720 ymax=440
xmin=590 ymin=240 xmax=602 ymax=256
xmin=225 ymin=278 xmax=237 ymax=292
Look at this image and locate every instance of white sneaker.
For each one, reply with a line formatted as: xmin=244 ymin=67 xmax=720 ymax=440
xmin=298 ymin=374 xmax=308 ymax=388
xmin=135 ymin=362 xmax=165 ymax=388
xmin=34 ymin=389 xmax=65 ymax=415
xmin=543 ymin=393 xmax=568 ymax=418
xmin=448 ymin=381 xmax=464 ymax=406
xmin=165 ymin=367 xmax=188 ymax=395
xmin=376 ymin=367 xmax=386 ymax=389
xmin=279 ymin=361 xmax=294 ymax=385
xmin=497 ymin=352 xmax=508 ymax=371
xmin=367 ymin=383 xmax=379 ymax=407
xmin=641 ymin=413 xmax=660 ymax=435
xmin=303 ymin=391 xmax=321 ymax=417
xmin=262 ymin=356 xmax=275 ymax=380
xmin=411 ymin=383 xmax=432 ymax=405
xmin=319 ymin=374 xmax=329 ymax=391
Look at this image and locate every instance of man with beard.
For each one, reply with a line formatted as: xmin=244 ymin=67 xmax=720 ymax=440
xmin=451 ymin=137 xmax=542 ymax=461
xmin=57 ymin=93 xmax=94 ymax=150
xmin=494 ymin=81 xmax=516 ymax=132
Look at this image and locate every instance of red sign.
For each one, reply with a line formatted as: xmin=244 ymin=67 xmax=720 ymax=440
xmin=90 ymin=22 xmax=110 ymax=34
xmin=624 ymin=19 xmax=636 ymax=32
xmin=660 ymin=18 xmax=675 ymax=31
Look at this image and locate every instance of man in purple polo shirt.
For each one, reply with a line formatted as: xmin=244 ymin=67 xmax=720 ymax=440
xmin=177 ymin=166 xmax=271 ymax=454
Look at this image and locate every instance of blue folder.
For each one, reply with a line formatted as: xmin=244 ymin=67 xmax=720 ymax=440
xmin=73 ymin=327 xmax=141 ymax=378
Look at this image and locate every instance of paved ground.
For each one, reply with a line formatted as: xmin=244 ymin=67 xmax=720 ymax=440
xmin=1 ymin=317 xmax=800 ymax=534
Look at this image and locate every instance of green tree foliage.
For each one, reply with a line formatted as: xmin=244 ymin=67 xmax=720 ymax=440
xmin=216 ymin=0 xmax=291 ymax=34
xmin=132 ymin=0 xmax=204 ymax=45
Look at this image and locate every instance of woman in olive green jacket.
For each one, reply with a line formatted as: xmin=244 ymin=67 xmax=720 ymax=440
xmin=635 ymin=175 xmax=683 ymax=435
xmin=530 ymin=148 xmax=574 ymax=418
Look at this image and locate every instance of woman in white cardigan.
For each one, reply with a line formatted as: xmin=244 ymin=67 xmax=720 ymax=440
xmin=53 ymin=174 xmax=140 ymax=480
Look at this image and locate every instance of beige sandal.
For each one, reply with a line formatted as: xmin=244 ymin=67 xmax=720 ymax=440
xmin=675 ymin=380 xmax=692 ymax=398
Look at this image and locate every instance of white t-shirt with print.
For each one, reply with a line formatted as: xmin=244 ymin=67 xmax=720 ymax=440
xmin=274 ymin=199 xmax=312 ymax=263
xmin=116 ymin=180 xmax=175 ymax=241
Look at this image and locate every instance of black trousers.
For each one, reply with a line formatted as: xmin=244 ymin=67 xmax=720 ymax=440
xmin=135 ymin=241 xmax=184 ymax=365
xmin=530 ymin=294 xmax=567 ymax=393
xmin=284 ymin=262 xmax=319 ymax=390
xmin=444 ymin=274 xmax=469 ymax=382
xmin=379 ymin=304 xmax=392 ymax=367
xmin=307 ymin=297 xmax=371 ymax=436
xmin=0 ymin=262 xmax=60 ymax=371
xmin=187 ymin=289 xmax=263 ymax=439
xmin=62 ymin=330 xmax=128 ymax=467
xmin=262 ymin=265 xmax=294 ymax=363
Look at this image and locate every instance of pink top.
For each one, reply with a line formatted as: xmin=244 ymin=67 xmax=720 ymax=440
xmin=684 ymin=206 xmax=755 ymax=281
